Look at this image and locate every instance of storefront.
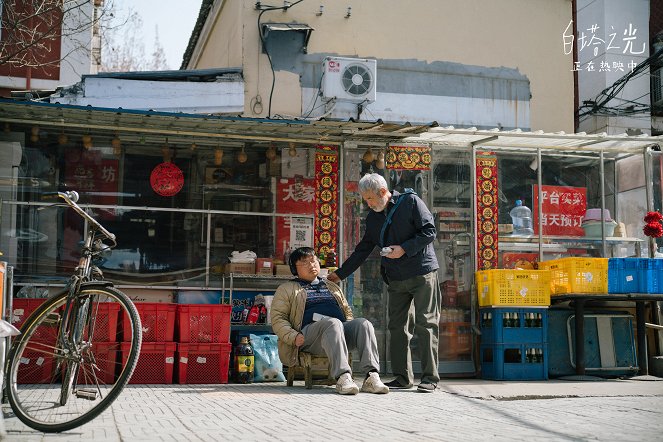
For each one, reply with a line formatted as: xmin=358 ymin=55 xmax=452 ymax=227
xmin=2 ymin=99 xmax=663 ymax=378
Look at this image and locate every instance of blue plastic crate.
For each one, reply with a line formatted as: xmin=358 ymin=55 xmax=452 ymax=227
xmin=637 ymin=259 xmax=663 ymax=293
xmin=608 ymin=258 xmax=639 ymax=294
xmin=479 ymin=307 xmax=548 ymax=345
xmin=480 ymin=343 xmax=548 ymax=380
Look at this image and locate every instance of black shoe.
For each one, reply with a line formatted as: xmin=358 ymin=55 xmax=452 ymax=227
xmin=384 ymin=379 xmax=413 ymax=389
xmin=417 ymin=382 xmax=437 ymax=393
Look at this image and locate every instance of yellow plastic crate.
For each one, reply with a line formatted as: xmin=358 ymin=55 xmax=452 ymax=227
xmin=476 ymin=270 xmax=551 ymax=307
xmin=538 ymin=257 xmax=608 ymax=294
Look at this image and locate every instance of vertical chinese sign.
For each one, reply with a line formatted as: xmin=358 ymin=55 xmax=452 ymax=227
xmin=532 ymin=185 xmax=586 ymax=236
xmin=275 ymin=177 xmax=315 ymax=260
xmin=476 ymin=153 xmax=498 ymax=270
xmin=315 ymin=146 xmax=339 ymax=257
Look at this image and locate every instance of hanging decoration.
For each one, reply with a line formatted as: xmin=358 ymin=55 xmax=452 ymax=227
xmin=111 ymin=134 xmax=121 ymax=155
xmin=288 ymin=142 xmax=297 ymax=157
xmin=386 ymin=145 xmax=432 ymax=170
xmin=476 ymin=153 xmax=499 ymax=270
xmin=237 ymin=145 xmax=248 ymax=163
xmin=82 ymin=133 xmax=93 ymax=150
xmin=375 ymin=150 xmax=385 ymax=169
xmin=266 ymin=143 xmax=277 ymax=161
xmin=150 ymin=162 xmax=184 ymax=197
xmin=30 ymin=126 xmax=40 ymax=143
xmin=314 ymin=145 xmax=339 ymax=258
xmin=214 ymin=147 xmax=224 ymax=165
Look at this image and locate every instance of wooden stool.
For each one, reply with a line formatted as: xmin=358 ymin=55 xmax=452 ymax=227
xmin=286 ymin=352 xmax=336 ymax=389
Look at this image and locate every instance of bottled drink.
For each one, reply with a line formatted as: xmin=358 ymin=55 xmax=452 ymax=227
xmin=318 ymin=251 xmax=327 ymax=267
xmin=235 ymin=336 xmax=254 ymax=383
xmin=510 ymin=200 xmax=534 ymax=236
xmin=502 ymin=312 xmax=509 ymax=328
xmin=487 ymin=312 xmax=492 ymax=327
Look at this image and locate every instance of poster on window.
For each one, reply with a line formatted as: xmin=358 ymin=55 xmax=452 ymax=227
xmin=290 ymin=217 xmax=313 ymax=250
xmin=532 ymin=185 xmax=586 ymax=236
xmin=275 ymin=177 xmax=315 ymax=260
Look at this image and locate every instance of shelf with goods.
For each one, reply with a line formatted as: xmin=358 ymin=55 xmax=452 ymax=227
xmin=497 ymin=235 xmax=644 ymax=268
xmin=434 ymin=207 xmax=472 ymax=243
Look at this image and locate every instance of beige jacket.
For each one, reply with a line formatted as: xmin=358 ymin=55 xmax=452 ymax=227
xmin=269 ymin=279 xmax=353 ymax=367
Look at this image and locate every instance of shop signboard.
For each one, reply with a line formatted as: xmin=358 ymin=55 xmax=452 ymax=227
xmin=533 ymin=185 xmax=586 ymax=236
xmin=275 ymin=177 xmax=315 ymax=260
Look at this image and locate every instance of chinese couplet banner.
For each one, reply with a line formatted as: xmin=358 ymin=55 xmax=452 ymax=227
xmin=476 ymin=154 xmax=498 ymax=270
xmin=275 ymin=177 xmax=315 ymax=260
xmin=314 ymin=146 xmax=339 ymax=257
xmin=532 ymin=185 xmax=587 ymax=236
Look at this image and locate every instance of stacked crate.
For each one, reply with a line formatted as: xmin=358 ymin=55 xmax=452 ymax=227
xmin=123 ymin=303 xmax=177 ymax=384
xmin=11 ymin=298 xmax=54 ymax=383
xmin=476 ymin=269 xmax=550 ymax=380
xmin=608 ymin=257 xmax=663 ymax=294
xmin=176 ymin=304 xmax=232 ymax=384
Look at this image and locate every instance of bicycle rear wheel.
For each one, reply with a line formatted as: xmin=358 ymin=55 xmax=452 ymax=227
xmin=6 ymin=285 xmax=142 ymax=433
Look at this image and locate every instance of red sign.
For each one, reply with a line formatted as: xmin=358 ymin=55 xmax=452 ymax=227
xmin=150 ymin=162 xmax=184 ymax=197
xmin=532 ymin=185 xmax=586 ymax=236
xmin=275 ymin=177 xmax=316 ymax=260
xmin=476 ymin=154 xmax=498 ymax=269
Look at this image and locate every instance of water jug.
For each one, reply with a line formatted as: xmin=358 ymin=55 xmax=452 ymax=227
xmin=510 ymin=200 xmax=534 ymax=235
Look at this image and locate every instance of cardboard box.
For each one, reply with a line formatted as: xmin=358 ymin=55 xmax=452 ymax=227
xmin=225 ymin=262 xmax=255 ymax=275
xmin=255 ymin=258 xmax=274 ymax=275
xmin=275 ymin=264 xmax=292 ymax=276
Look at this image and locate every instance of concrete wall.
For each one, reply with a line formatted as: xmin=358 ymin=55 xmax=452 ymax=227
xmin=189 ymin=0 xmax=573 ymax=132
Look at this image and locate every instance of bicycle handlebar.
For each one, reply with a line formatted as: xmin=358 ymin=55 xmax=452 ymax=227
xmin=58 ymin=191 xmax=116 ymax=242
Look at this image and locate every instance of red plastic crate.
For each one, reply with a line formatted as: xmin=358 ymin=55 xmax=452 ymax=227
xmin=177 ymin=304 xmax=231 ymax=343
xmin=11 ymin=298 xmax=48 ymax=330
xmin=86 ymin=303 xmax=121 ymax=342
xmin=176 ymin=343 xmax=231 ymax=384
xmin=123 ymin=303 xmax=176 ymax=342
xmin=74 ymin=342 xmax=120 ymax=384
xmin=122 ymin=342 xmax=176 ymax=384
xmin=16 ymin=343 xmax=56 ymax=384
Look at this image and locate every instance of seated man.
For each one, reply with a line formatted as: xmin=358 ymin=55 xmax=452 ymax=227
xmin=270 ymin=246 xmax=389 ymax=395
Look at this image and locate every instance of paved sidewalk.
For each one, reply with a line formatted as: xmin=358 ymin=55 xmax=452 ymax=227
xmin=3 ymin=377 xmax=663 ymax=441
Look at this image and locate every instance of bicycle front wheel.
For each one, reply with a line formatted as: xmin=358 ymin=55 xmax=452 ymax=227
xmin=6 ymin=285 xmax=142 ymax=433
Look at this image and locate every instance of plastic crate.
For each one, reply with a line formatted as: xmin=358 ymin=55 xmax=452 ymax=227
xmin=177 ymin=304 xmax=231 ymax=343
xmin=72 ymin=342 xmax=120 ymax=384
xmin=438 ymin=322 xmax=472 ymax=360
xmin=608 ymin=258 xmax=640 ymax=294
xmin=16 ymin=344 xmax=55 ymax=384
xmin=637 ymin=258 xmax=663 ymax=294
xmin=480 ymin=342 xmax=548 ymax=380
xmin=479 ymin=307 xmax=548 ymax=345
xmin=123 ymin=303 xmax=176 ymax=342
xmin=86 ymin=302 xmax=121 ymax=342
xmin=539 ymin=257 xmax=608 ymax=294
xmin=11 ymin=298 xmax=48 ymax=330
xmin=122 ymin=342 xmax=176 ymax=384
xmin=176 ymin=342 xmax=231 ymax=384
xmin=476 ymin=270 xmax=551 ymax=306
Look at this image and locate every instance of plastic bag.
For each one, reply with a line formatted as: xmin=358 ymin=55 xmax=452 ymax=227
xmin=250 ymin=334 xmax=285 ymax=382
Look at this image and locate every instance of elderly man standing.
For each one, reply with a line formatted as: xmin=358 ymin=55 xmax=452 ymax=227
xmin=328 ymin=173 xmax=440 ymax=393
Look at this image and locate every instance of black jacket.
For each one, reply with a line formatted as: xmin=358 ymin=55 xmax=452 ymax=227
xmin=335 ymin=190 xmax=438 ymax=282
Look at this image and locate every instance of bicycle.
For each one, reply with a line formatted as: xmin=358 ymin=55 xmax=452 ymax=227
xmin=4 ymin=191 xmax=142 ymax=433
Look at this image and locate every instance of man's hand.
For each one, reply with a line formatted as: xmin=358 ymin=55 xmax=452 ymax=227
xmin=327 ymin=272 xmax=341 ymax=283
xmin=383 ymin=245 xmax=405 ymax=258
xmin=294 ymin=333 xmax=304 ymax=347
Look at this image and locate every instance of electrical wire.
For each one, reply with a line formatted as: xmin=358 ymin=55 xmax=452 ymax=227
xmin=576 ymin=46 xmax=663 ymax=122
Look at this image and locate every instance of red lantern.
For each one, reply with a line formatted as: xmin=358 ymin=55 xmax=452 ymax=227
xmin=150 ymin=162 xmax=184 ymax=197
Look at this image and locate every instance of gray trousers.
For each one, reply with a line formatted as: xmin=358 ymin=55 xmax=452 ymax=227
xmin=387 ymin=271 xmax=440 ymax=385
xmin=301 ymin=317 xmax=380 ymax=379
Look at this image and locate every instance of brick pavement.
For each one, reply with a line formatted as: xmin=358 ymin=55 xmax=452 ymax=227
xmin=2 ymin=379 xmax=663 ymax=441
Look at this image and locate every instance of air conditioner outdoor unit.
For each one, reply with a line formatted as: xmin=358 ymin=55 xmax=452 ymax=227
xmin=321 ymin=56 xmax=377 ymax=103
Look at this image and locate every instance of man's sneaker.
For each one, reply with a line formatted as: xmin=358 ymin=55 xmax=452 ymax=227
xmin=361 ymin=372 xmax=389 ymax=394
xmin=335 ymin=373 xmax=359 ymax=395
xmin=384 ymin=379 xmax=413 ymax=389
xmin=417 ymin=382 xmax=437 ymax=393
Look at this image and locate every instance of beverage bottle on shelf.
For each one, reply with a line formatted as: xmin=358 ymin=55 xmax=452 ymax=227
xmin=510 ymin=200 xmax=534 ymax=236
xmin=318 ymin=251 xmax=327 ymax=267
xmin=487 ymin=312 xmax=492 ymax=327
